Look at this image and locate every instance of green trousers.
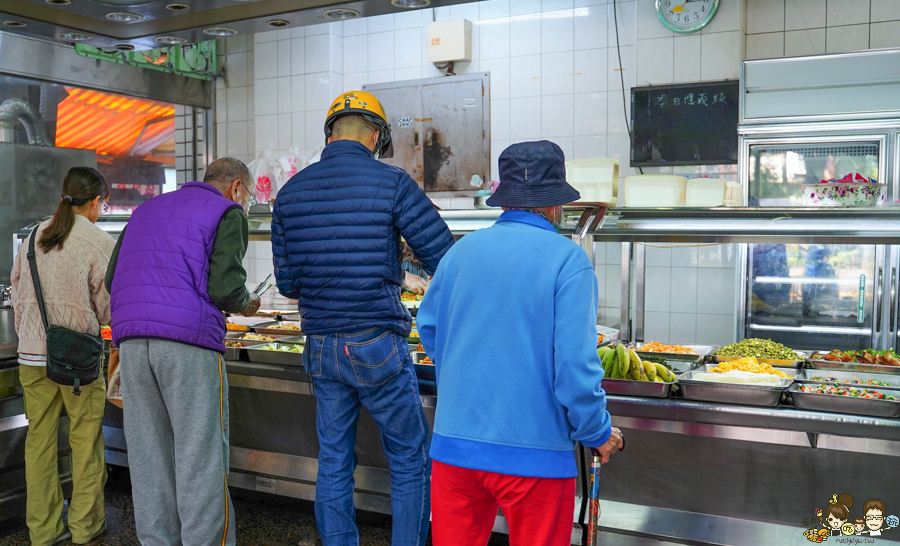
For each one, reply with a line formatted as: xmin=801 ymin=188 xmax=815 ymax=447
xmin=19 ymin=365 xmax=107 ymax=546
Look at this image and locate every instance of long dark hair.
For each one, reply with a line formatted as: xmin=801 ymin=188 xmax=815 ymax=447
xmin=39 ymin=166 xmax=109 ymax=252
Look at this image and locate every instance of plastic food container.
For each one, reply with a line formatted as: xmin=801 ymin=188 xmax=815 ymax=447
xmin=565 ymin=158 xmax=619 ymax=203
xmin=801 ymin=182 xmax=887 ymax=207
xmin=684 ymin=178 xmax=742 ymax=207
xmin=622 ymin=175 xmax=687 ymax=207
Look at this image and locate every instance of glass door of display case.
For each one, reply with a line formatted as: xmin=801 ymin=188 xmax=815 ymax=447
xmin=742 ymin=134 xmax=888 ymax=349
xmin=745 ymin=243 xmax=880 ymax=350
xmin=746 ymin=136 xmax=885 ymax=206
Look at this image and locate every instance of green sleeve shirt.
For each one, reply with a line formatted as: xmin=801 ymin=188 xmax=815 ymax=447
xmin=105 ymin=207 xmax=252 ymax=314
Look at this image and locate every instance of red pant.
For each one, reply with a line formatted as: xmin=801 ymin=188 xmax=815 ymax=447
xmin=431 ymin=460 xmax=575 ymax=546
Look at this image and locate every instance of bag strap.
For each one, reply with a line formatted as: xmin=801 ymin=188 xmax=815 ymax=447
xmin=26 ymin=225 xmax=50 ymax=332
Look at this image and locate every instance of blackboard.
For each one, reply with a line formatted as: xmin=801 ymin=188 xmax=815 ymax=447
xmin=630 ymin=81 xmax=739 ymax=167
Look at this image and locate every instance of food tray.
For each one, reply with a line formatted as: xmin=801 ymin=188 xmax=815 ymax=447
xmin=245 ymin=342 xmax=305 ymax=366
xmin=788 ymin=384 xmax=900 ymax=418
xmin=224 ymin=347 xmax=242 ymax=361
xmin=711 ymin=351 xmax=808 ymax=369
xmin=225 ymin=332 xmax=294 ymax=346
xmin=252 ymin=321 xmax=304 ymax=335
xmin=806 ymin=353 xmax=900 ymax=376
xmin=677 ymin=371 xmax=792 ymax=407
xmin=601 ymin=378 xmax=673 ymax=398
xmin=632 ymin=344 xmax=716 ymax=365
xmin=795 ymin=369 xmax=900 ymax=391
xmin=411 ymin=352 xmax=435 ymax=382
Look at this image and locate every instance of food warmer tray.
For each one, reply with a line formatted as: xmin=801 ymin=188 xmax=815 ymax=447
xmin=676 ymin=371 xmax=793 ymax=407
xmin=411 ymin=352 xmax=435 ymax=382
xmin=224 ymin=347 xmax=242 ymax=361
xmin=245 ymin=343 xmax=305 ymax=366
xmin=631 ymin=345 xmax=716 ymax=366
xmin=252 ymin=321 xmax=304 ymax=336
xmin=601 ymin=378 xmax=674 ymax=398
xmin=795 ymin=369 xmax=900 ymax=391
xmin=806 ymin=353 xmax=900 ymax=376
xmin=711 ymin=351 xmax=808 ymax=369
xmin=224 ymin=333 xmax=298 ymax=361
xmin=788 ymin=384 xmax=900 ymax=418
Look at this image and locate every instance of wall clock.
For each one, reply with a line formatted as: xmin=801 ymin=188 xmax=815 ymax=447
xmin=656 ymin=0 xmax=719 ymax=34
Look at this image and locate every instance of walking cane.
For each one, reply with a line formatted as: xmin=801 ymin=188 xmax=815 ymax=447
xmin=586 ymin=454 xmax=602 ymax=546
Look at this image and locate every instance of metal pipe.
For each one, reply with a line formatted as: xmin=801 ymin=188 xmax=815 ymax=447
xmin=0 ymin=98 xmax=51 ymax=146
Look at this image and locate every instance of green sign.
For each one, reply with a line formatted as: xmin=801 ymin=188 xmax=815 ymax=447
xmin=858 ymin=274 xmax=865 ymax=324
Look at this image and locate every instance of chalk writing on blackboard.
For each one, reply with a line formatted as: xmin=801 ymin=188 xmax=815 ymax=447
xmin=655 ymin=92 xmax=728 ymax=108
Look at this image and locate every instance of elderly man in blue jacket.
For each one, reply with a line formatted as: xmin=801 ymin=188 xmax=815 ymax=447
xmin=272 ymin=91 xmax=454 ymax=546
xmin=418 ymin=141 xmax=624 ymax=546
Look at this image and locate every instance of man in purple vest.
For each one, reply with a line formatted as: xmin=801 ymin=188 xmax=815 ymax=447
xmin=105 ymin=157 xmax=261 ymax=546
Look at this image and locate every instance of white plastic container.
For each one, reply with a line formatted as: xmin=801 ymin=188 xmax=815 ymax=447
xmin=684 ymin=178 xmax=742 ymax=207
xmin=565 ymin=158 xmax=619 ymax=203
xmin=622 ymin=175 xmax=688 ymax=207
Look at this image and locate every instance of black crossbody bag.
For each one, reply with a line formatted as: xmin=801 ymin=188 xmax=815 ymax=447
xmin=26 ymin=226 xmax=103 ymax=395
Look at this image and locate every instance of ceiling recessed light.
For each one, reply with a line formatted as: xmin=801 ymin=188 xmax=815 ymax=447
xmin=3 ymin=21 xmax=27 ymax=27
xmin=155 ymin=36 xmax=187 ymax=45
xmin=56 ymin=32 xmax=91 ymax=41
xmin=267 ymin=19 xmax=290 ymax=27
xmin=46 ymin=0 xmax=71 ymax=5
xmin=323 ymin=8 xmax=360 ymax=20
xmin=106 ymin=12 xmax=144 ymax=22
xmin=166 ymin=3 xmax=190 ymax=10
xmin=114 ymin=44 xmax=135 ymax=50
xmin=203 ymin=27 xmax=238 ymax=37
xmin=391 ymin=0 xmax=430 ymax=7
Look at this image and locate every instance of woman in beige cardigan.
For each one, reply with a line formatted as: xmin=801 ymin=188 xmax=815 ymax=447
xmin=11 ymin=167 xmax=115 ymax=546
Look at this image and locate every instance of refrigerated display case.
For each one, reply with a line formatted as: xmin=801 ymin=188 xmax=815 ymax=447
xmin=732 ymin=51 xmax=900 ymax=352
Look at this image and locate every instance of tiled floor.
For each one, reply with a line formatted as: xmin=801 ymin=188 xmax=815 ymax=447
xmin=0 ymin=467 xmax=512 ymax=545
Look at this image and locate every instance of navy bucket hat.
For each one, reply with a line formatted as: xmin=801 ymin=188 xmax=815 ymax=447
xmin=486 ymin=140 xmax=580 ymax=208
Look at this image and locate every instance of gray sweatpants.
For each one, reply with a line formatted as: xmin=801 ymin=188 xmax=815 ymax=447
xmin=120 ymin=339 xmax=236 ymax=546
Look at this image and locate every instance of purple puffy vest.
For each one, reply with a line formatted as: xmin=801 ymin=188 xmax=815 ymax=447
xmin=110 ymin=182 xmax=240 ymax=353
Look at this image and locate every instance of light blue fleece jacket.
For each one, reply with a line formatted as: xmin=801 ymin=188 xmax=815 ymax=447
xmin=417 ymin=210 xmax=612 ymax=478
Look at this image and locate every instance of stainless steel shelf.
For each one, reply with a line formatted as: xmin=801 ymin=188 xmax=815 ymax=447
xmin=595 ymin=207 xmax=900 ymax=244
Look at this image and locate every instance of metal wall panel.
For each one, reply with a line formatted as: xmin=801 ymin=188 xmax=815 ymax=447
xmin=0 ymin=32 xmax=210 ymax=108
xmin=742 ymin=49 xmax=900 ymax=123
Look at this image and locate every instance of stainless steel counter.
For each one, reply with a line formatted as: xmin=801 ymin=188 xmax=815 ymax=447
xmin=0 ymin=310 xmax=18 ymax=361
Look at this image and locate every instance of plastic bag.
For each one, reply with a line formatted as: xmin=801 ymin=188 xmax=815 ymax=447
xmin=249 ymin=149 xmax=282 ymax=202
xmin=278 ymin=147 xmax=309 ymax=184
xmin=106 ymin=347 xmax=123 ymax=409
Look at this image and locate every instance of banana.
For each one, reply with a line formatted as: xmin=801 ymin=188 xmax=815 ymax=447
xmin=641 ymin=361 xmax=657 ymax=382
xmin=637 ymin=366 xmax=649 ymax=381
xmin=618 ymin=351 xmax=631 ymax=379
xmin=597 ymin=346 xmax=611 ymax=359
xmin=615 ymin=344 xmax=627 ymax=372
xmin=653 ymin=376 xmax=665 ymax=383
xmin=652 ymin=362 xmax=672 ymax=382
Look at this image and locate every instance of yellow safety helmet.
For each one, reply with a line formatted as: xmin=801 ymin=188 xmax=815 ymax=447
xmin=324 ymin=91 xmax=393 ymax=159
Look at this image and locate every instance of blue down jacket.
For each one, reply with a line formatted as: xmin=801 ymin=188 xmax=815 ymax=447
xmin=272 ymin=140 xmax=454 ymax=336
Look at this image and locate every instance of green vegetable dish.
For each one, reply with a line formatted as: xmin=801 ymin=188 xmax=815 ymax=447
xmin=799 ymin=384 xmax=897 ymax=401
xmin=260 ymin=344 xmax=303 ymax=353
xmin=714 ymin=339 xmax=801 ymax=361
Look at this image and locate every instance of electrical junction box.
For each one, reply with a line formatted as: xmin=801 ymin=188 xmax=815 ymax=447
xmin=427 ymin=19 xmax=472 ymax=63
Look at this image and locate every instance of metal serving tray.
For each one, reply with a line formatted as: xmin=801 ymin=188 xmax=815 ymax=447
xmin=795 ymin=369 xmax=900 ymax=391
xmin=632 ymin=344 xmax=716 ymax=366
xmin=601 ymin=378 xmax=674 ymax=398
xmin=711 ymin=351 xmax=808 ymax=369
xmin=677 ymin=370 xmax=792 ymax=407
xmin=245 ymin=342 xmax=304 ymax=366
xmin=252 ymin=321 xmax=304 ymax=336
xmin=789 ymin=384 xmax=900 ymax=418
xmin=224 ymin=347 xmax=242 ymax=361
xmin=806 ymin=352 xmax=900 ymax=376
xmin=411 ymin=352 xmax=435 ymax=382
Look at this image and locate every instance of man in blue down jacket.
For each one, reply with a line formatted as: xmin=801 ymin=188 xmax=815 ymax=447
xmin=272 ymin=91 xmax=454 ymax=546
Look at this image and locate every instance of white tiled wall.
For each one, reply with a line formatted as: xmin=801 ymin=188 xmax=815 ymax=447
xmin=745 ymin=0 xmax=900 ymax=58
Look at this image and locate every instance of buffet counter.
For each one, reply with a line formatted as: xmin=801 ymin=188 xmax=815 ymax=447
xmin=94 ymin=355 xmax=900 ymax=546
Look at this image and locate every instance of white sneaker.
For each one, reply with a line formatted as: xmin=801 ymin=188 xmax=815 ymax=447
xmin=52 ymin=529 xmax=72 ymax=544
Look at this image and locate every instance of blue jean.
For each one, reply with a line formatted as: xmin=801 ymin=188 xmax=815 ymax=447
xmin=305 ymin=327 xmax=431 ymax=546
